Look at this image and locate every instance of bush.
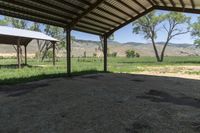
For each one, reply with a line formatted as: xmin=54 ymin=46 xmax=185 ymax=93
xmin=125 ymin=50 xmax=140 ymax=58
xmin=93 ymin=53 xmax=97 ymax=57
xmin=83 ymin=51 xmax=87 ymax=58
xmin=126 ymin=50 xmax=135 ymax=58
xmin=135 ymin=53 xmax=140 ymax=58
xmin=108 ymin=52 xmax=118 ymax=57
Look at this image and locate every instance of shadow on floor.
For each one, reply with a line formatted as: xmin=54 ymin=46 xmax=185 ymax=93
xmin=0 ymin=70 xmax=107 ymax=85
xmin=137 ymin=89 xmax=200 ymax=108
xmin=0 ymin=83 xmax=49 ymax=97
xmin=0 ymin=64 xmax=42 ymax=69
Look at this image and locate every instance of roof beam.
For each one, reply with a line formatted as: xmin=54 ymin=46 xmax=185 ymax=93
xmin=76 ymin=24 xmax=105 ymax=33
xmin=97 ymin=7 xmax=127 ymax=21
xmin=190 ymin=0 xmax=195 ymax=9
xmin=118 ymin=0 xmax=140 ymax=14
xmin=104 ymin=1 xmax=133 ymax=18
xmin=106 ymin=7 xmax=154 ymax=37
xmin=0 ymin=9 xmax=65 ymax=27
xmin=155 ymin=6 xmax=200 ymax=14
xmin=30 ymin=0 xmax=80 ymax=16
xmin=0 ymin=3 xmax=68 ymax=24
xmin=76 ymin=0 xmax=91 ymax=6
xmin=79 ymin=20 xmax=110 ymax=30
xmin=169 ymin=0 xmax=176 ymax=7
xmin=70 ymin=0 xmax=105 ymax=28
xmin=90 ymin=12 xmax=121 ymax=25
xmin=147 ymin=0 xmax=156 ymax=6
xmin=132 ymin=0 xmax=147 ymax=10
xmin=84 ymin=16 xmax=115 ymax=28
xmin=151 ymin=0 xmax=159 ymax=5
xmin=73 ymin=28 xmax=102 ymax=36
xmin=179 ymin=0 xmax=185 ymax=8
xmin=160 ymin=0 xmax=167 ymax=6
xmin=6 ymin=0 xmax=73 ymax=21
xmin=54 ymin=0 xmax=85 ymax=11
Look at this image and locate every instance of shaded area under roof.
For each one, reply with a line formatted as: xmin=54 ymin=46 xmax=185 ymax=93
xmin=0 ymin=0 xmax=200 ymax=36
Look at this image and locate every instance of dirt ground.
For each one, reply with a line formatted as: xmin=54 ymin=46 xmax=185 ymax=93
xmin=0 ymin=73 xmax=200 ymax=133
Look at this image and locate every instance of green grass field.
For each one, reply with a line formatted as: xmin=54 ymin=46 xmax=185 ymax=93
xmin=0 ymin=56 xmax=200 ymax=84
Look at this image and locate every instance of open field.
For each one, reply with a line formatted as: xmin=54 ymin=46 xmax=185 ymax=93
xmin=0 ymin=56 xmax=200 ymax=84
xmin=1 ymin=73 xmax=200 ymax=133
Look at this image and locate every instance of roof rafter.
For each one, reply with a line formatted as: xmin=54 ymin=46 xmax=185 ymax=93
xmin=97 ymin=7 xmax=127 ymax=21
xmin=30 ymin=0 xmax=80 ymax=17
xmin=117 ymin=0 xmax=140 ymax=14
xmin=151 ymin=0 xmax=159 ymax=5
xmin=169 ymin=0 xmax=176 ymax=7
xmin=179 ymin=0 xmax=185 ymax=8
xmin=160 ymin=0 xmax=167 ymax=6
xmin=54 ymin=0 xmax=85 ymax=11
xmin=147 ymin=0 xmax=156 ymax=6
xmin=0 ymin=3 xmax=68 ymax=24
xmin=70 ymin=0 xmax=105 ymax=28
xmin=190 ymin=0 xmax=195 ymax=9
xmin=132 ymin=0 xmax=147 ymax=10
xmin=103 ymin=1 xmax=133 ymax=18
xmin=5 ymin=0 xmax=73 ymax=21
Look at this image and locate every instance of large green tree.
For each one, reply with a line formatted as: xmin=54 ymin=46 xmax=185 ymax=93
xmin=0 ymin=17 xmax=8 ymax=26
xmin=191 ymin=17 xmax=200 ymax=47
xmin=133 ymin=11 xmax=191 ymax=62
xmin=5 ymin=17 xmax=29 ymax=29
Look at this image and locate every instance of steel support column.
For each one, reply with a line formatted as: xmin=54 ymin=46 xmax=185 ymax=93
xmin=66 ymin=29 xmax=71 ymax=76
xmin=103 ymin=35 xmax=107 ymax=72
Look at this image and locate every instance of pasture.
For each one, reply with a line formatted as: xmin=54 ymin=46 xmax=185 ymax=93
xmin=0 ymin=56 xmax=200 ymax=84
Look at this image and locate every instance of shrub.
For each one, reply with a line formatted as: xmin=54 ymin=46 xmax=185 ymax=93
xmin=93 ymin=53 xmax=97 ymax=57
xmin=125 ymin=50 xmax=140 ymax=58
xmin=83 ymin=51 xmax=87 ymax=58
xmin=135 ymin=53 xmax=140 ymax=58
xmin=108 ymin=52 xmax=118 ymax=57
xmin=126 ymin=50 xmax=135 ymax=58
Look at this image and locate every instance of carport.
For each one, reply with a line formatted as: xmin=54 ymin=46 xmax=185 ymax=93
xmin=0 ymin=26 xmax=59 ymax=68
xmin=0 ymin=0 xmax=199 ymax=75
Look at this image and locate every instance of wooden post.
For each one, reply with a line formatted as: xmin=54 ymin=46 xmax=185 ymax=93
xmin=52 ymin=42 xmax=56 ymax=66
xmin=24 ymin=45 xmax=27 ymax=65
xmin=66 ymin=29 xmax=71 ymax=76
xmin=103 ymin=34 xmax=107 ymax=72
xmin=17 ymin=39 xmax=21 ymax=68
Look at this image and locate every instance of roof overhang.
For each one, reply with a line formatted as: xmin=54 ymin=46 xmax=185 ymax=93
xmin=0 ymin=0 xmax=200 ymax=37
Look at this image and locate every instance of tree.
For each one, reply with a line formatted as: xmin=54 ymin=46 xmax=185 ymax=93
xmin=5 ymin=17 xmax=29 ymax=63
xmin=132 ymin=11 xmax=191 ymax=62
xmin=5 ymin=17 xmax=29 ymax=29
xmin=30 ymin=22 xmax=43 ymax=61
xmin=0 ymin=17 xmax=8 ymax=26
xmin=99 ymin=34 xmax=114 ymax=56
xmin=191 ymin=17 xmax=200 ymax=48
xmin=41 ymin=25 xmax=65 ymax=61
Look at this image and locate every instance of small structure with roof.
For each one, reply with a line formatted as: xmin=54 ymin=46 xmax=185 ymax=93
xmin=0 ymin=26 xmax=59 ymax=68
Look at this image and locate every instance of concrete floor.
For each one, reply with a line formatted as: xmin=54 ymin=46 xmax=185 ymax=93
xmin=0 ymin=73 xmax=200 ymax=133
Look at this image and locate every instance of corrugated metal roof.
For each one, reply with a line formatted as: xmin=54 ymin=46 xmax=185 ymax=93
xmin=0 ymin=0 xmax=199 ymax=36
xmin=0 ymin=26 xmax=59 ymax=42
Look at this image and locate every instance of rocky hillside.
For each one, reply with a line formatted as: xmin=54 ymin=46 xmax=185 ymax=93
xmin=0 ymin=39 xmax=199 ymax=57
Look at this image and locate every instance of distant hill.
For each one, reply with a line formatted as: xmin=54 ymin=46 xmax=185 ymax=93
xmin=0 ymin=39 xmax=199 ymax=57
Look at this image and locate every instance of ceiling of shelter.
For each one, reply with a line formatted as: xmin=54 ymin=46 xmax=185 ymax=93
xmin=0 ymin=0 xmax=199 ymax=36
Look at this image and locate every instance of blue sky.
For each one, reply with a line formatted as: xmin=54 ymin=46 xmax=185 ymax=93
xmin=1 ymin=10 xmax=200 ymax=44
